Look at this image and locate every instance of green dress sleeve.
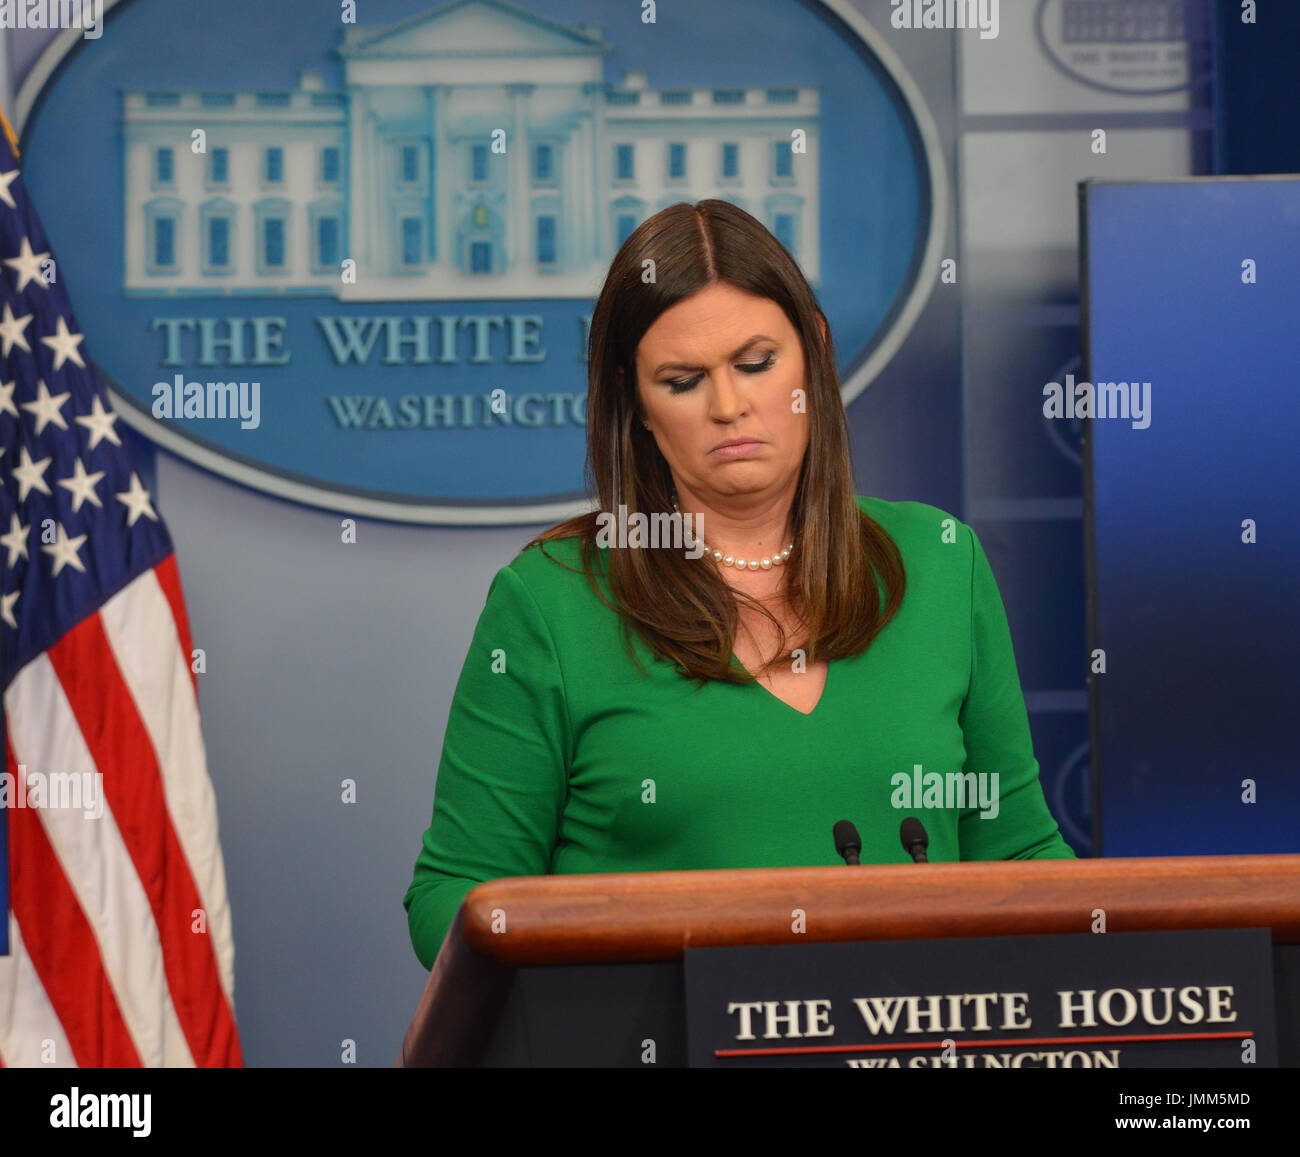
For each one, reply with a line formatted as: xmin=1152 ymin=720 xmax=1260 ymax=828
xmin=956 ymin=525 xmax=1077 ymax=861
xmin=403 ymin=562 xmax=572 ymax=969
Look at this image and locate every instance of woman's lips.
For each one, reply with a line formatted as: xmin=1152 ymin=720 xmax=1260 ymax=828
xmin=711 ymin=441 xmax=764 ymax=459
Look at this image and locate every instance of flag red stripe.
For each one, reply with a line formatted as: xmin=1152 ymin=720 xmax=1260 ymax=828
xmin=6 ymin=739 xmax=143 ymax=1067
xmin=47 ymin=613 xmax=242 ymax=1066
xmin=155 ymin=554 xmax=199 ymax=700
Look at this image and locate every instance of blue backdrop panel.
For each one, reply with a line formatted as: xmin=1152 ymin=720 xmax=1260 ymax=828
xmin=1082 ymin=177 xmax=1300 ymax=857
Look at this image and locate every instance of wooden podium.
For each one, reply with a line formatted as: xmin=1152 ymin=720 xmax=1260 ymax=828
xmin=397 ymin=854 xmax=1300 ymax=1067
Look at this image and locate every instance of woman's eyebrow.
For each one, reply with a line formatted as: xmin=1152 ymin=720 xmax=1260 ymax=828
xmin=652 ymin=334 xmax=777 ymax=375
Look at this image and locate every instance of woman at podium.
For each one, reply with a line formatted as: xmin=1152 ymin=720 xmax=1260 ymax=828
xmin=404 ymin=200 xmax=1074 ymax=970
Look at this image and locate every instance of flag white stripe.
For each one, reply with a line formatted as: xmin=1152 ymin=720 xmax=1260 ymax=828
xmin=7 ymin=654 xmax=195 ymax=1067
xmin=0 ymin=912 xmax=75 ymax=1067
xmin=100 ymin=567 xmax=237 ymax=1007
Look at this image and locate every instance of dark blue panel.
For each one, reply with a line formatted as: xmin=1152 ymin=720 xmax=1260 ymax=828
xmin=1214 ymin=0 xmax=1300 ymax=174
xmin=1083 ymin=177 xmax=1300 ymax=856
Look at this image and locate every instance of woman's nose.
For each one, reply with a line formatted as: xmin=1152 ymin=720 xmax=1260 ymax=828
xmin=707 ymin=371 xmax=748 ymax=422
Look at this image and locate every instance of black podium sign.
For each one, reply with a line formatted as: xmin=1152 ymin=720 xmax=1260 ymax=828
xmin=684 ymin=929 xmax=1277 ymax=1068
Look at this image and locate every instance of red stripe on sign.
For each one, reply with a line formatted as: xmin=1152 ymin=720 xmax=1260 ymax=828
xmin=48 ymin=614 xmax=242 ymax=1067
xmin=7 ymin=739 xmax=142 ymax=1067
xmin=155 ymin=554 xmax=199 ymax=700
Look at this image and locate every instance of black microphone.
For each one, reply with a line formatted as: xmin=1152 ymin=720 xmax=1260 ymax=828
xmin=899 ymin=817 xmax=929 ymax=863
xmin=833 ymin=820 xmax=862 ymax=865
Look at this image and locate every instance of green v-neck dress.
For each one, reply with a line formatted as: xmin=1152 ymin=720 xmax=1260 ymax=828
xmin=404 ymin=495 xmax=1075 ymax=968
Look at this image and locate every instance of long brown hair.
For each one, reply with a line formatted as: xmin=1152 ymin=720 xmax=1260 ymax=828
xmin=524 ymin=199 xmax=904 ymax=683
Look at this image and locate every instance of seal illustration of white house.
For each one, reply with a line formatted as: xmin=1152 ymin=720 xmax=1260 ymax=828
xmin=122 ymin=0 xmax=821 ymax=302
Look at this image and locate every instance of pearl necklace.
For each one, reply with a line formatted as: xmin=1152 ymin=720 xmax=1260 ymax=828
xmin=673 ymin=501 xmax=794 ymax=571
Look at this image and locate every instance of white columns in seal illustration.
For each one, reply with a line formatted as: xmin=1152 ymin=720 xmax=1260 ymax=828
xmin=433 ymin=84 xmax=450 ymax=270
xmin=507 ymin=83 xmax=533 ymax=270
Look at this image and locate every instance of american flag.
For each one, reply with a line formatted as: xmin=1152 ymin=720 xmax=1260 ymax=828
xmin=0 ymin=109 xmax=242 ymax=1066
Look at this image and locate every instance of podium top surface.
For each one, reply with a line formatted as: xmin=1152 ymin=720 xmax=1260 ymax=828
xmin=457 ymin=854 xmax=1300 ymax=965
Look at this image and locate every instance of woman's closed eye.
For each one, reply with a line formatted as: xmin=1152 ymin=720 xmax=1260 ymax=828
xmin=666 ymin=352 xmax=776 ymax=394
